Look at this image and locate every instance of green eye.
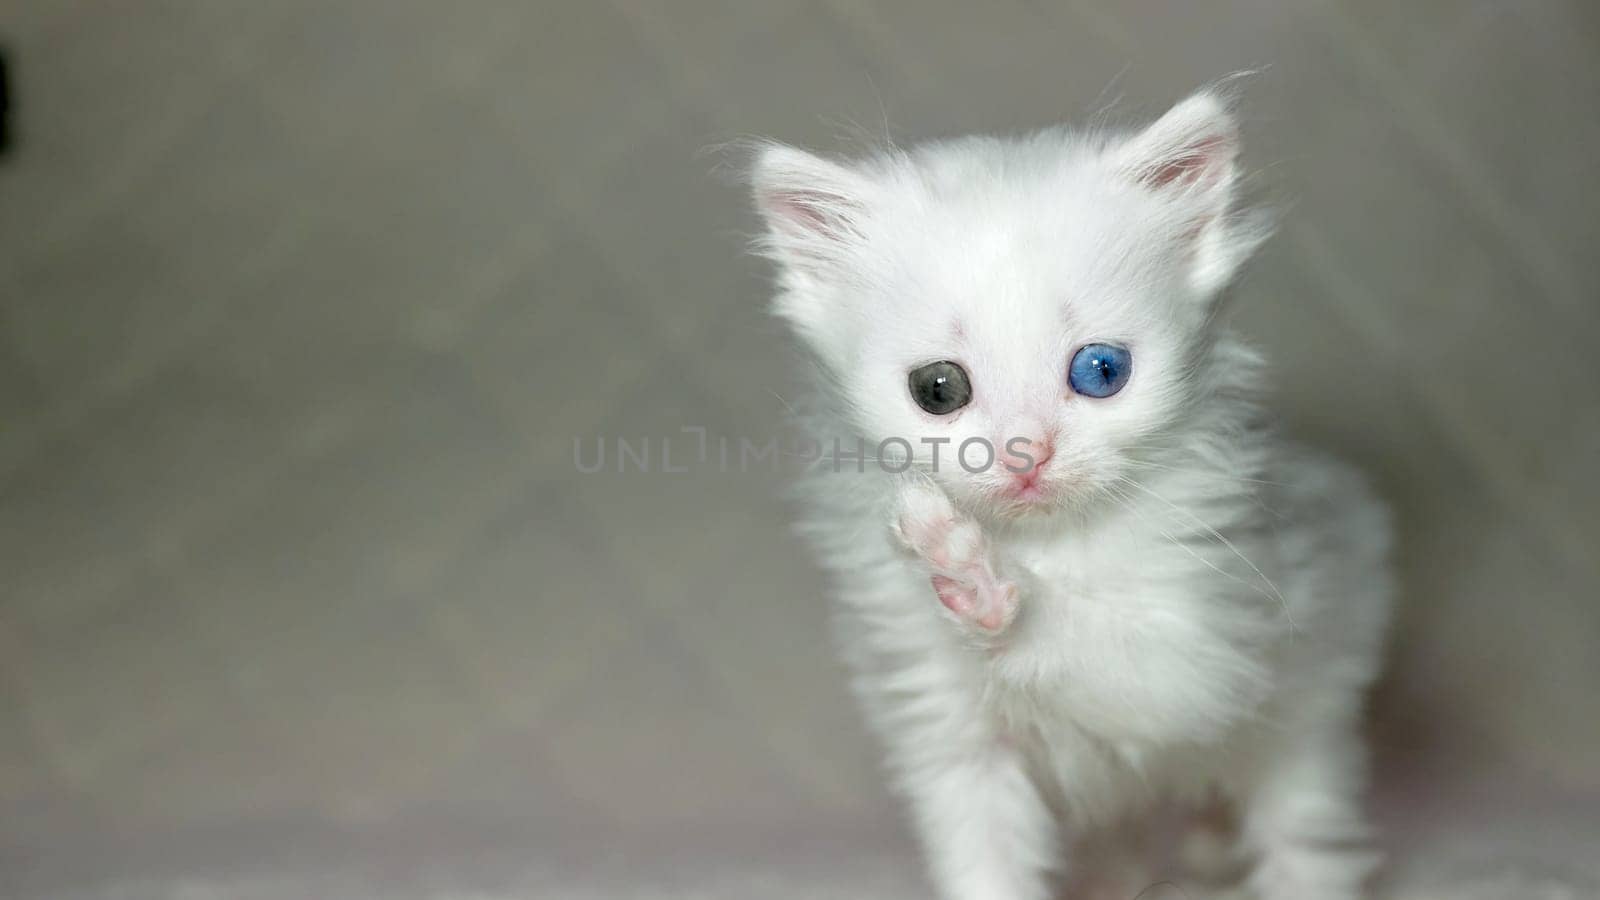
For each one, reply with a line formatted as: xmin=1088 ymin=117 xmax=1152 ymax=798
xmin=908 ymin=360 xmax=972 ymax=415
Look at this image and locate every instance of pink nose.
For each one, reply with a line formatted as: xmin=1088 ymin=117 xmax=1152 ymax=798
xmin=1003 ymin=437 xmax=1053 ymax=486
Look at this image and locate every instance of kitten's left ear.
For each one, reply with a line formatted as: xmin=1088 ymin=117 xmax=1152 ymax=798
xmin=749 ymin=143 xmax=876 ymax=276
xmin=1117 ymin=90 xmax=1267 ymax=294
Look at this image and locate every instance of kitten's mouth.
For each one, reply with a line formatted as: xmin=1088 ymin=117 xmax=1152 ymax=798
xmin=991 ymin=479 xmax=1061 ymax=515
xmin=1010 ymin=483 xmax=1051 ymax=504
xmin=996 ymin=464 xmax=1059 ymax=509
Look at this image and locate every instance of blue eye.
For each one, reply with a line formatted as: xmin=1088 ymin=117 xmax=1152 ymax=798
xmin=1068 ymin=343 xmax=1132 ymax=398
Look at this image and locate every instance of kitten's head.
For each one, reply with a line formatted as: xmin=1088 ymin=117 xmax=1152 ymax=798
xmin=750 ymin=90 xmax=1270 ymax=518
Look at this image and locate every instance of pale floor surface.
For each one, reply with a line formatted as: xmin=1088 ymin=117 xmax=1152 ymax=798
xmin=0 ymin=2 xmax=1598 ymax=897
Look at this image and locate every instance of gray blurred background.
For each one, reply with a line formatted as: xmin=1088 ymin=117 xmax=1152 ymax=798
xmin=1 ymin=2 xmax=1598 ymax=898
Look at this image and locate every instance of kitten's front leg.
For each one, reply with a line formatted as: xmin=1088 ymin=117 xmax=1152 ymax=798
xmin=891 ymin=478 xmax=1019 ymax=638
xmin=876 ymin=480 xmax=1058 ymax=898
xmin=901 ymin=739 xmax=1061 ymax=900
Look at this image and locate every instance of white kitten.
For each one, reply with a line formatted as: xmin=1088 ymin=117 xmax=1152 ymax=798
xmin=748 ymin=89 xmax=1393 ymax=900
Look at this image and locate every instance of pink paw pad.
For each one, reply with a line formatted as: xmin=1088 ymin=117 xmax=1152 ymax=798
xmin=931 ymin=574 xmax=1017 ymax=633
xmin=894 ymin=485 xmax=1019 ymax=635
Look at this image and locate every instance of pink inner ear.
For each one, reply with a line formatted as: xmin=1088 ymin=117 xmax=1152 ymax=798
xmin=761 ymin=188 xmax=855 ymax=239
xmin=1143 ymin=134 xmax=1232 ymax=189
xmin=765 ymin=190 xmax=828 ymax=229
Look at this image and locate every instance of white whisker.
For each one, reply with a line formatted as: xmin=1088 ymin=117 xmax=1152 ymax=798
xmin=1115 ymin=476 xmax=1297 ymax=634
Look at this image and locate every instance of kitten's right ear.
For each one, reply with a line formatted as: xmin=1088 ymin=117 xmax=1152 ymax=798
xmin=749 ymin=143 xmax=874 ymax=274
xmin=1114 ymin=89 xmax=1269 ymax=295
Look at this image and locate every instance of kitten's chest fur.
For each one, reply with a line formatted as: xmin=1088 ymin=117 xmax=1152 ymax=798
xmin=808 ymin=464 xmax=1293 ymax=751
xmin=985 ymin=501 xmax=1289 ymax=745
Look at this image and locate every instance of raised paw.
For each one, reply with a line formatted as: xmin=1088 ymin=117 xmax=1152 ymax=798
xmin=892 ymin=481 xmax=1019 ymax=635
xmin=930 ymin=573 xmax=1018 ymax=634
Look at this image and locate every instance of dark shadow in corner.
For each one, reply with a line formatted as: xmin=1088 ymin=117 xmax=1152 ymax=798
xmin=0 ymin=45 xmax=13 ymax=158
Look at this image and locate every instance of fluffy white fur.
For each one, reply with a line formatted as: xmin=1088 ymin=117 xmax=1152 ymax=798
xmin=748 ymin=90 xmax=1394 ymax=900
